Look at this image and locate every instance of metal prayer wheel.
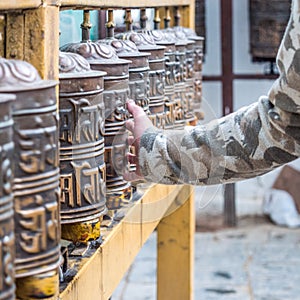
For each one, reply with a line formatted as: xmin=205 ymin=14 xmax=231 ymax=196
xmin=116 ymin=9 xmax=166 ymax=129
xmin=172 ymin=4 xmax=204 ymax=120
xmin=118 ymin=42 xmax=150 ymax=115
xmin=0 ymin=58 xmax=60 ymax=299
xmin=162 ymin=6 xmax=197 ymax=126
xmin=249 ymin=0 xmax=290 ymax=62
xmin=97 ymin=10 xmax=151 ymax=115
xmin=0 ymin=93 xmax=15 ymax=300
xmin=58 ymin=51 xmax=107 ymax=243
xmin=160 ymin=29 xmax=188 ymax=128
xmin=145 ymin=29 xmax=176 ymax=129
xmin=60 ymin=41 xmax=132 ymax=214
xmin=97 ymin=10 xmax=151 ymax=176
xmin=173 ymin=21 xmax=205 ymax=121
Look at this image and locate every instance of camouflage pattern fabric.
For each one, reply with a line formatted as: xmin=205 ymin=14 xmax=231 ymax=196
xmin=139 ymin=0 xmax=300 ymax=185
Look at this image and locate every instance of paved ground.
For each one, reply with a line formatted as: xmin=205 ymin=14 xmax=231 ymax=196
xmin=112 ymin=216 xmax=300 ymax=300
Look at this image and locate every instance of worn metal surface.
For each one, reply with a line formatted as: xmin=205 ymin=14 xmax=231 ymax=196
xmin=169 ymin=7 xmax=197 ymax=125
xmin=97 ymin=10 xmax=151 ymax=176
xmin=116 ymin=19 xmax=166 ymax=128
xmin=249 ymin=0 xmax=290 ymax=62
xmin=0 ymin=93 xmax=15 ymax=300
xmin=60 ymin=41 xmax=132 ymax=214
xmin=58 ymin=52 xmax=107 ymax=242
xmin=97 ymin=10 xmax=150 ymax=114
xmin=161 ymin=28 xmax=187 ymax=128
xmin=174 ymin=24 xmax=205 ymax=121
xmin=0 ymin=58 xmax=60 ymax=299
xmin=146 ymin=29 xmax=176 ymax=129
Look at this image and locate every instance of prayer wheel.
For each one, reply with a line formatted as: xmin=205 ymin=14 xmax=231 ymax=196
xmin=97 ymin=10 xmax=151 ymax=115
xmin=58 ymin=51 xmax=107 ymax=243
xmin=60 ymin=41 xmax=132 ymax=217
xmin=172 ymin=6 xmax=205 ymax=121
xmin=145 ymin=29 xmax=176 ymax=129
xmin=116 ymin=9 xmax=166 ymax=129
xmin=162 ymin=29 xmax=188 ymax=128
xmin=0 ymin=93 xmax=15 ymax=300
xmin=249 ymin=0 xmax=290 ymax=62
xmin=164 ymin=7 xmax=197 ymax=126
xmin=0 ymin=58 xmax=60 ymax=299
xmin=97 ymin=10 xmax=151 ymax=176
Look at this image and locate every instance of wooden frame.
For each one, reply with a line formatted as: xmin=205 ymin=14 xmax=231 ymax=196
xmin=0 ymin=1 xmax=196 ymax=299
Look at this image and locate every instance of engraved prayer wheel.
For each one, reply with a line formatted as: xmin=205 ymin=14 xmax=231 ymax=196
xmin=97 ymin=10 xmax=151 ymax=115
xmin=249 ymin=0 xmax=290 ymax=62
xmin=115 ymin=33 xmax=166 ymax=128
xmin=58 ymin=52 xmax=107 ymax=243
xmin=173 ymin=24 xmax=205 ymax=121
xmin=161 ymin=29 xmax=188 ymax=128
xmin=97 ymin=11 xmax=151 ymax=175
xmin=145 ymin=29 xmax=176 ymax=129
xmin=116 ymin=9 xmax=166 ymax=129
xmin=60 ymin=42 xmax=132 ymax=215
xmin=0 ymin=93 xmax=15 ymax=300
xmin=0 ymin=59 xmax=60 ymax=299
xmin=163 ymin=6 xmax=197 ymax=126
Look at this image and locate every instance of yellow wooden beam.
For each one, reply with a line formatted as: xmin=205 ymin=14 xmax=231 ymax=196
xmin=60 ymin=0 xmax=192 ymax=9
xmin=157 ymin=184 xmax=195 ymax=300
xmin=0 ymin=0 xmax=41 ymax=11
xmin=141 ymin=184 xmax=183 ymax=242
xmin=24 ymin=5 xmax=60 ymax=80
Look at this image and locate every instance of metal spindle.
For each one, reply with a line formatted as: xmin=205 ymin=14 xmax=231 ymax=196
xmin=81 ymin=10 xmax=92 ymax=41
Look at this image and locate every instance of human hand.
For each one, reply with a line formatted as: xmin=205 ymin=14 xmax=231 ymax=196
xmin=123 ymin=99 xmax=153 ymax=182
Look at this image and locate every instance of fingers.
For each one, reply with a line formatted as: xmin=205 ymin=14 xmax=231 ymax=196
xmin=123 ymin=170 xmax=144 ymax=182
xmin=128 ymin=135 xmax=134 ymax=146
xmin=125 ymin=119 xmax=134 ymax=133
xmin=126 ymin=152 xmax=137 ymax=165
xmin=126 ymin=99 xmax=146 ymax=118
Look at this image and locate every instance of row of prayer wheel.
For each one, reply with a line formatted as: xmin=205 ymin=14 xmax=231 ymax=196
xmin=0 ymin=6 xmax=204 ymax=300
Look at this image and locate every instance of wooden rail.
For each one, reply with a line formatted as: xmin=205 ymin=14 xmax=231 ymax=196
xmin=0 ymin=0 xmax=193 ymax=10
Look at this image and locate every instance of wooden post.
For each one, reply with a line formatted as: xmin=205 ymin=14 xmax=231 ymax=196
xmin=5 ymin=4 xmax=60 ymax=80
xmin=24 ymin=5 xmax=60 ymax=80
xmin=157 ymin=185 xmax=195 ymax=300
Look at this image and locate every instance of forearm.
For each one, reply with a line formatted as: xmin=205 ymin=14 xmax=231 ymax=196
xmin=139 ymin=97 xmax=300 ymax=185
xmin=138 ymin=0 xmax=300 ymax=185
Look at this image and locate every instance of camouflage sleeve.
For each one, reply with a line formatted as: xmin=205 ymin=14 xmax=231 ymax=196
xmin=138 ymin=0 xmax=300 ymax=185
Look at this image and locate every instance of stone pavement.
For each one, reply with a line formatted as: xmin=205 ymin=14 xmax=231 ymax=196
xmin=112 ymin=216 xmax=300 ymax=300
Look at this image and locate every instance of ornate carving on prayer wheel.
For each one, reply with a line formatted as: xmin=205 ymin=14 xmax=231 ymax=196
xmin=160 ymin=29 xmax=188 ymax=128
xmin=97 ymin=15 xmax=151 ymax=174
xmin=116 ymin=31 xmax=166 ymax=128
xmin=249 ymin=0 xmax=290 ymax=62
xmin=60 ymin=42 xmax=132 ymax=216
xmin=174 ymin=26 xmax=205 ymax=121
xmin=96 ymin=10 xmax=151 ymax=115
xmin=0 ymin=93 xmax=15 ymax=300
xmin=58 ymin=52 xmax=107 ymax=242
xmin=0 ymin=58 xmax=60 ymax=299
xmin=145 ymin=29 xmax=176 ymax=129
xmin=166 ymin=27 xmax=196 ymax=125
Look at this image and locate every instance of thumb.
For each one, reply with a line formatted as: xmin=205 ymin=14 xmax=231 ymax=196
xmin=126 ymin=99 xmax=146 ymax=118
